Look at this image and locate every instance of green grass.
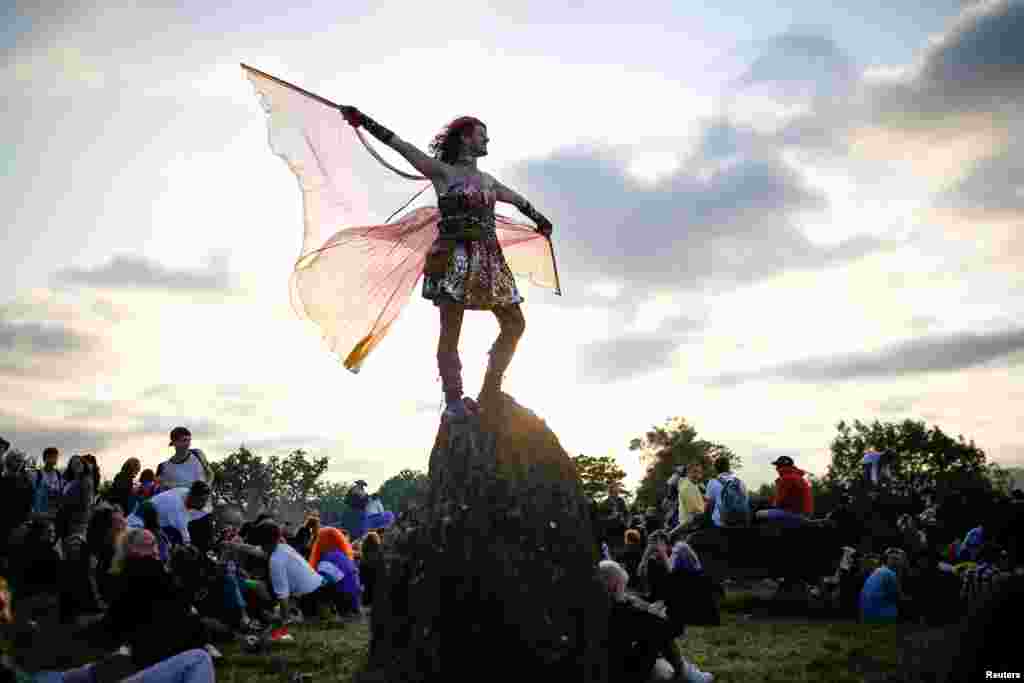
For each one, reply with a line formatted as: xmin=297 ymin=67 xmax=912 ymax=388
xmin=205 ymin=597 xmax=908 ymax=683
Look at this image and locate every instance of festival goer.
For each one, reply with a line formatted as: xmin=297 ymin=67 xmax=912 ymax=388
xmin=108 ymin=457 xmax=142 ymax=516
xmin=663 ymin=466 xmax=685 ymax=529
xmin=308 ymin=527 xmax=363 ymax=617
xmin=291 ymin=513 xmax=321 ymax=556
xmin=251 ymin=523 xmax=334 ymax=620
xmin=859 ymin=548 xmax=907 ymax=623
xmin=704 ymin=457 xmax=750 ymax=528
xmin=0 ymin=450 xmax=35 ymax=560
xmin=1 ymin=573 xmax=218 ymax=683
xmin=603 ymin=483 xmax=630 ymax=549
xmin=359 ymin=531 xmax=383 ymax=608
xmin=136 ymin=468 xmax=158 ymax=499
xmin=599 ymin=560 xmax=713 ymax=683
xmin=338 ymin=107 xmax=554 ymax=420
xmin=10 ymin=519 xmax=60 ymax=598
xmin=84 ymin=505 xmax=128 ymax=607
xmin=861 ymin=448 xmax=891 ymax=486
xmin=31 ymin=447 xmax=64 ymax=516
xmin=159 ymin=427 xmax=213 ymax=489
xmin=957 ymin=524 xmax=985 ymax=563
xmin=129 ymin=481 xmax=211 ymax=548
xmin=342 ymin=480 xmax=370 ymax=541
xmin=637 ymin=530 xmax=672 ymax=602
xmin=620 ymin=529 xmax=645 ymax=590
xmin=675 ymin=462 xmax=706 ymax=533
xmin=363 ymin=494 xmax=395 ymax=535
xmin=129 ymin=500 xmax=172 ymax=563
xmin=79 ymin=455 xmax=101 ymax=500
xmin=100 ymin=529 xmax=215 ymax=670
xmin=755 ymin=456 xmax=813 ymax=527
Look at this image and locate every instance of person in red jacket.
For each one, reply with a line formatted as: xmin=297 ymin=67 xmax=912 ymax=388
xmin=755 ymin=456 xmax=813 ymax=527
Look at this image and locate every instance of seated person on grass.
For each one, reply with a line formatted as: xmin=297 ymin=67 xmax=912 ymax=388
xmin=859 ymin=547 xmax=908 ymax=623
xmin=126 ymin=481 xmax=210 ymax=548
xmin=251 ymin=523 xmax=341 ymax=621
xmin=308 ymin=527 xmax=362 ymax=617
xmin=1 ymin=575 xmax=217 ymax=683
xmin=600 ymin=560 xmax=713 ymax=683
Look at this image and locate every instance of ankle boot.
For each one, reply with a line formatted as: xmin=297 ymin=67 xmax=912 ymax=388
xmin=437 ymin=351 xmax=469 ymax=422
xmin=478 ymin=344 xmax=515 ymax=405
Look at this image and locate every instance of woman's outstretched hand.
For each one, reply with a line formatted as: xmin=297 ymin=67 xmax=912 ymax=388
xmin=339 ymin=105 xmax=363 ymax=127
xmin=536 ymin=218 xmax=554 ymax=238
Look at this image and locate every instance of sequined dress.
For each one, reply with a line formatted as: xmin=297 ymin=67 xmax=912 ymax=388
xmin=422 ymin=176 xmax=524 ymax=309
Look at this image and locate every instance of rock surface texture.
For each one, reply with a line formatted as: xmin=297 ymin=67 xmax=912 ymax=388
xmin=365 ymin=393 xmax=608 ymax=682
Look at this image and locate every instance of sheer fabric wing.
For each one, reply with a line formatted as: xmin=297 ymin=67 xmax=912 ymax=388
xmin=245 ymin=67 xmax=558 ymax=373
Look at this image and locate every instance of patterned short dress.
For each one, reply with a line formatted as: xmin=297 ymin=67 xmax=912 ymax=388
xmin=422 ymin=176 xmax=523 ymax=309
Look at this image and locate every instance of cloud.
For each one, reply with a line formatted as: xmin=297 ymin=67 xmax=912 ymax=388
xmin=55 ymin=253 xmax=237 ymax=292
xmin=710 ymin=326 xmax=1024 ymax=386
xmin=0 ymin=318 xmax=94 ymax=355
xmin=578 ymin=335 xmax=684 ymax=384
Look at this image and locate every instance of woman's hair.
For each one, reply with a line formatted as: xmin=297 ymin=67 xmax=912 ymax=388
xmin=111 ymin=528 xmax=153 ymax=574
xmin=63 ymin=454 xmax=83 ymax=481
xmin=86 ymin=506 xmax=118 ymax=556
xmin=309 ymin=527 xmax=355 ymax=568
xmin=428 ymin=116 xmax=486 ymax=164
xmin=139 ymin=468 xmax=155 ymax=483
xmin=624 ymin=528 xmax=642 ymax=546
xmin=362 ymin=531 xmax=382 ymax=555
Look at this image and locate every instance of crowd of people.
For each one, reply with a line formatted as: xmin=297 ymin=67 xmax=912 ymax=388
xmin=0 ymin=429 xmax=394 ymax=683
xmin=2 ymin=428 xmax=1022 ymax=683
xmin=593 ymin=452 xmax=1024 ymax=681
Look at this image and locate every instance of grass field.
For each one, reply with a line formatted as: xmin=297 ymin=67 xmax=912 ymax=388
xmin=207 ymin=590 xmax=909 ymax=683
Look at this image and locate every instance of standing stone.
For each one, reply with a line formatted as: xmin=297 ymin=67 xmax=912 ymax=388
xmin=365 ymin=393 xmax=608 ymax=682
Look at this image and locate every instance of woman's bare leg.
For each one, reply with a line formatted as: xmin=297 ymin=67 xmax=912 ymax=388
xmin=479 ymin=304 xmax=525 ymax=402
xmin=437 ymin=302 xmax=468 ymax=418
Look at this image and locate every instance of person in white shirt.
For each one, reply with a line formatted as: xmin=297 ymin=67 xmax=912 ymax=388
xmin=252 ymin=523 xmax=332 ymax=620
xmin=128 ymin=481 xmax=211 ymax=546
xmin=159 ymin=427 xmax=213 ymax=490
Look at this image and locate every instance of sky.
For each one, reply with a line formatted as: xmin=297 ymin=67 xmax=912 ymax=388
xmin=3 ymin=1 xmax=1023 ymax=493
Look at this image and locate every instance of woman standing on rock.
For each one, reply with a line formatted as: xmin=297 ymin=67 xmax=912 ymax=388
xmin=338 ymin=108 xmax=554 ymax=421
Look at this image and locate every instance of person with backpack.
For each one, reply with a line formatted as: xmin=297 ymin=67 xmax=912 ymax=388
xmin=704 ymin=456 xmax=751 ymax=528
xmin=755 ymin=455 xmax=813 ymax=528
xmin=662 ymin=466 xmax=684 ymax=529
xmin=32 ymin=447 xmax=64 ymax=516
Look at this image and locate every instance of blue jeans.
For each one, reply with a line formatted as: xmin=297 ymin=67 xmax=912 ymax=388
xmin=755 ymin=508 xmax=806 ymax=527
xmin=35 ymin=649 xmax=214 ymax=683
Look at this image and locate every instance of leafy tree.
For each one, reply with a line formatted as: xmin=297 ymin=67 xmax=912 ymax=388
xmin=572 ymin=455 xmax=628 ymax=504
xmin=210 ymin=446 xmax=329 ymax=514
xmin=630 ymin=416 xmax=740 ymax=510
xmin=824 ymin=419 xmax=990 ymax=498
xmin=210 ymin=446 xmax=274 ymax=511
xmin=267 ymin=449 xmax=330 ymax=507
xmin=376 ymin=469 xmax=429 ymax=514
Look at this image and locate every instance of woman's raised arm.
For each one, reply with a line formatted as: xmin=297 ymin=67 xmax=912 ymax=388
xmin=340 ymin=106 xmax=448 ymax=181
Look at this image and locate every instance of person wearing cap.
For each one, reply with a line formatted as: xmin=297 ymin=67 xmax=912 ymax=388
xmin=754 ymin=456 xmax=813 ymax=527
xmin=160 ymin=427 xmax=214 ymax=490
xmin=128 ymin=480 xmax=212 ymax=547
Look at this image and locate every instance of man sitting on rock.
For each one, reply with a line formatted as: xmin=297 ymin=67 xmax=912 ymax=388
xmin=704 ymin=456 xmax=750 ymax=528
xmin=755 ymin=456 xmax=813 ymax=527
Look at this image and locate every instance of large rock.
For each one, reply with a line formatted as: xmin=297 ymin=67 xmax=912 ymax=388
xmin=365 ymin=393 xmax=608 ymax=682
